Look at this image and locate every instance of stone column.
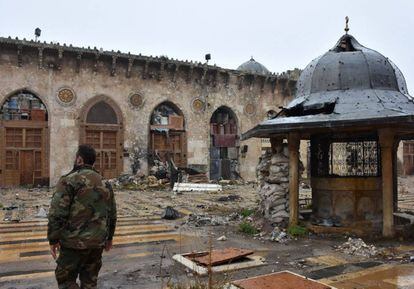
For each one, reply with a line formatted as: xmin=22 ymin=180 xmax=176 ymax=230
xmin=288 ymin=133 xmax=300 ymax=227
xmin=379 ymin=129 xmax=395 ymax=237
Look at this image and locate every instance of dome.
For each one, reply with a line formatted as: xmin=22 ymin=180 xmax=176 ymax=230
xmin=242 ymin=33 xmax=414 ymax=140
xmin=237 ymin=57 xmax=270 ymax=75
xmin=285 ymin=33 xmax=413 ymax=118
xmin=296 ymin=34 xmax=408 ymax=98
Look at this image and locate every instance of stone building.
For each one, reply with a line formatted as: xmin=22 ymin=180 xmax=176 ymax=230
xmin=0 ymin=36 xmax=298 ymax=187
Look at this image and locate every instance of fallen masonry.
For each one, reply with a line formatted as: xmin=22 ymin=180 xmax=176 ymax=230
xmin=336 ymin=237 xmax=379 ymax=257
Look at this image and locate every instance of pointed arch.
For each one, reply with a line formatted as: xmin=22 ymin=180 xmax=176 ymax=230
xmin=148 ymin=100 xmax=187 ymax=170
xmin=79 ymin=95 xmax=123 ymax=125
xmin=0 ymin=89 xmax=49 ymax=187
xmin=79 ymin=95 xmax=124 ymax=179
xmin=209 ymin=106 xmax=239 ymax=181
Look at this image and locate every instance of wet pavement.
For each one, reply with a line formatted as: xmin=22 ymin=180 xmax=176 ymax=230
xmin=1 ymin=186 xmax=414 ymax=288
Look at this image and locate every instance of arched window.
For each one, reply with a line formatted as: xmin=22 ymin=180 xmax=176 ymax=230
xmin=0 ymin=90 xmax=49 ymax=187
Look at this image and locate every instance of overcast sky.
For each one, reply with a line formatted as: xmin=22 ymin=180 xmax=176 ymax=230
xmin=0 ymin=0 xmax=413 ymax=92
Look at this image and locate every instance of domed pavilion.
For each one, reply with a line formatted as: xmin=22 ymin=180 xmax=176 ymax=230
xmin=243 ymin=29 xmax=414 ymax=237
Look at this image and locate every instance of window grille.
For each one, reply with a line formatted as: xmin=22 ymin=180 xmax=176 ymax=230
xmin=311 ymin=136 xmax=380 ymax=177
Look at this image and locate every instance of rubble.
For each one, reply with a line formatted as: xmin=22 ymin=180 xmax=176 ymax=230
xmin=106 ymin=173 xmax=169 ymax=190
xmin=217 ymin=194 xmax=241 ymax=202
xmin=269 ymin=227 xmax=290 ymax=243
xmin=186 ymin=213 xmax=229 ymax=227
xmin=336 ymin=237 xmax=379 ymax=257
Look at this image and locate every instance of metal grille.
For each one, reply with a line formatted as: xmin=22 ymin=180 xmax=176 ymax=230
xmin=311 ymin=137 xmax=380 ymax=177
xmin=329 ymin=141 xmax=379 ymax=176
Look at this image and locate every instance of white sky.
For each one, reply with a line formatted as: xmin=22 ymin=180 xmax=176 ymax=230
xmin=0 ymin=0 xmax=413 ymax=92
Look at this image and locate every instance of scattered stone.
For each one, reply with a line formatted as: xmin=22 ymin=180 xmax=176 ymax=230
xmin=217 ymin=194 xmax=241 ymax=202
xmin=269 ymin=227 xmax=290 ymax=243
xmin=336 ymin=237 xmax=378 ymax=257
xmin=186 ymin=214 xmax=228 ymax=227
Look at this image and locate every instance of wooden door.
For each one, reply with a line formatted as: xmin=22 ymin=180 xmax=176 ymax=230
xmin=20 ymin=150 xmax=34 ymax=185
xmin=151 ymin=131 xmax=187 ymax=168
xmin=170 ymin=132 xmax=186 ymax=167
xmin=85 ymin=129 xmax=118 ymax=179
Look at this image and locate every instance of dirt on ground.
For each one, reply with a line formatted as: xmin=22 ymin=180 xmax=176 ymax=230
xmin=1 ymin=178 xmax=414 ymax=289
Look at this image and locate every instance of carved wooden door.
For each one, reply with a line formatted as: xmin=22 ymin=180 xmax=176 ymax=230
xmin=85 ymin=130 xmax=118 ymax=179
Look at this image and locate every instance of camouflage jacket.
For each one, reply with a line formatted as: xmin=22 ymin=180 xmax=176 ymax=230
xmin=47 ymin=165 xmax=117 ymax=249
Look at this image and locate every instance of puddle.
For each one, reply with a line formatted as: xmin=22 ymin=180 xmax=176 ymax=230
xmin=327 ymin=264 xmax=414 ymax=289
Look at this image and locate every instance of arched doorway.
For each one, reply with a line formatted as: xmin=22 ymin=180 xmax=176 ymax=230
xmin=0 ymin=90 xmax=49 ymax=186
xmin=209 ymin=106 xmax=239 ymax=180
xmin=80 ymin=97 xmax=123 ymax=179
xmin=149 ymin=102 xmax=187 ymax=169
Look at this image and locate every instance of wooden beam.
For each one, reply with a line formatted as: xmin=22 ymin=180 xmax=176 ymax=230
xmin=288 ymin=133 xmax=300 ymax=227
xmin=379 ymin=128 xmax=395 ymax=237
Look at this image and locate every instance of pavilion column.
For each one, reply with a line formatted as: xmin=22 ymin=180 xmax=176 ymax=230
xmin=379 ymin=128 xmax=395 ymax=237
xmin=288 ymin=133 xmax=300 ymax=227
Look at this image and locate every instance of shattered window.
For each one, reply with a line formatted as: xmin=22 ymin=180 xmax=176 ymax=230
xmin=311 ymin=137 xmax=380 ymax=177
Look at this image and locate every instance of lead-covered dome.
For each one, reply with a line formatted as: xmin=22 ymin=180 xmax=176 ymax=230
xmin=242 ymin=33 xmax=414 ymax=139
xmin=285 ymin=34 xmax=413 ymax=119
xmin=237 ymin=57 xmax=270 ymax=75
xmin=296 ymin=34 xmax=408 ymax=97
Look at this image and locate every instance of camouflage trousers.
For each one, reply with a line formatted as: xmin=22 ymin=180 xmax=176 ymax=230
xmin=55 ymin=246 xmax=103 ymax=289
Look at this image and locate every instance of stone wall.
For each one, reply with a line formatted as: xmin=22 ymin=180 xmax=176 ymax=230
xmin=256 ymin=139 xmax=303 ymax=225
xmin=0 ymin=37 xmax=297 ymax=185
xmin=256 ymin=140 xmax=290 ymax=224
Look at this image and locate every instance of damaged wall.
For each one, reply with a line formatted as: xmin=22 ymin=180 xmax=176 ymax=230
xmin=0 ymin=37 xmax=298 ymax=185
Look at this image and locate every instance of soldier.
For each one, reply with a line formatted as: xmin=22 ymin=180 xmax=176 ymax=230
xmin=47 ymin=144 xmax=117 ymax=289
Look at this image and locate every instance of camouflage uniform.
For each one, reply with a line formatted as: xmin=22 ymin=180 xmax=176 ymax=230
xmin=48 ymin=165 xmax=117 ymax=289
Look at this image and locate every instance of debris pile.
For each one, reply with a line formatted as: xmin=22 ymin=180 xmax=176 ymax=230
xmin=106 ymin=174 xmax=169 ymax=190
xmin=149 ymin=159 xmax=168 ymax=179
xmin=256 ymin=144 xmax=290 ymax=224
xmin=336 ymin=237 xmax=378 ymax=257
xmin=186 ymin=213 xmax=229 ymax=227
xmin=269 ymin=227 xmax=290 ymax=243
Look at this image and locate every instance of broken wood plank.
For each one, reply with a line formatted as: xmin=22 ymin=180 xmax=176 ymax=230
xmin=189 ymin=248 xmax=254 ymax=266
xmin=172 ymin=253 xmax=265 ymax=276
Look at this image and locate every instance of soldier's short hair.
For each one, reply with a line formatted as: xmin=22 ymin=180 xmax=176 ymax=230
xmin=77 ymin=144 xmax=96 ymax=165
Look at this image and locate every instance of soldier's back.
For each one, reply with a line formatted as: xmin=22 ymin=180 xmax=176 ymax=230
xmin=60 ymin=166 xmax=112 ymax=249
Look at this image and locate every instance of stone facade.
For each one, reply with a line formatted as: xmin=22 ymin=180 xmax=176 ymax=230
xmin=0 ymin=37 xmax=298 ymax=186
